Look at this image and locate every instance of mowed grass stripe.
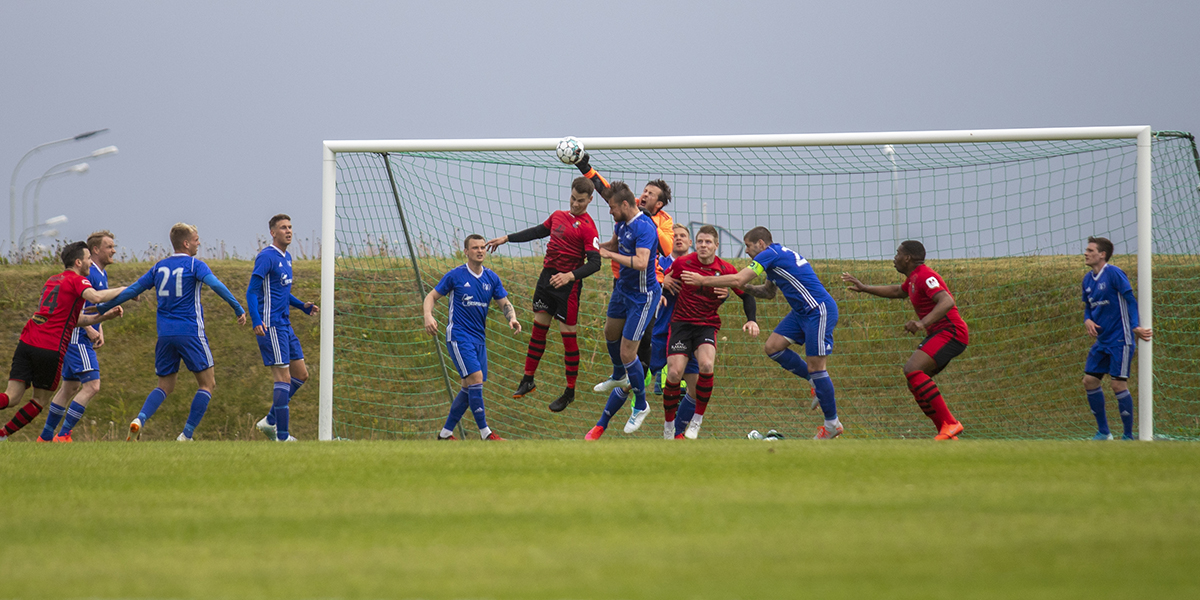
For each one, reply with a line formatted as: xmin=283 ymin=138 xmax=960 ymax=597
xmin=3 ymin=441 xmax=1198 ymax=599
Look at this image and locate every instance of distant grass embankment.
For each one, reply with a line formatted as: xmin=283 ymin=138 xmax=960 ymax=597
xmin=2 ymin=255 xmax=1198 ymax=441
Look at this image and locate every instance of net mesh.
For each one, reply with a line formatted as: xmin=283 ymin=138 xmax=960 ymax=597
xmin=329 ymin=134 xmax=1200 ymax=440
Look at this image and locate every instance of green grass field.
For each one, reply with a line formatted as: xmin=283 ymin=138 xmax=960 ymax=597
xmin=4 ymin=439 xmax=1198 ymax=599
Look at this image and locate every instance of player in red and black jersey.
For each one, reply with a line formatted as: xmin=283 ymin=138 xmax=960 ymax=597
xmin=0 ymin=242 xmax=125 ymax=440
xmin=841 ymin=240 xmax=968 ymax=440
xmin=486 ymin=177 xmax=602 ymax=412
xmin=659 ymin=225 xmax=758 ymax=439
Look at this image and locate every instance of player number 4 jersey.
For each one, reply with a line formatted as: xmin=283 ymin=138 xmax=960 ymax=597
xmin=20 ymin=270 xmax=93 ymax=351
xmin=541 ymin=210 xmax=599 ymax=273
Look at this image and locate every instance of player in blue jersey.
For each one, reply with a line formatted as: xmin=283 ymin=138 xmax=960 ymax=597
xmin=683 ymin=226 xmax=845 ymax=439
xmin=585 ymin=182 xmax=663 ymax=441
xmin=96 ymin=223 xmax=247 ymax=441
xmin=1081 ymin=236 xmax=1152 ymax=440
xmin=247 ymin=214 xmax=319 ymax=442
xmin=423 ymin=234 xmax=521 ymax=441
xmin=39 ymin=231 xmax=118 ymax=442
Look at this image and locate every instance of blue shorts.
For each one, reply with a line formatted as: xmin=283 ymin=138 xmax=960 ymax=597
xmin=606 ymin=285 xmax=661 ymax=342
xmin=61 ymin=342 xmax=100 ymax=383
xmin=155 ymin=335 xmax=214 ymax=377
xmin=773 ymin=302 xmax=838 ymax=357
xmin=1085 ymin=343 xmax=1134 ymax=380
xmin=256 ymin=325 xmax=304 ymax=367
xmin=447 ymin=340 xmax=488 ymax=381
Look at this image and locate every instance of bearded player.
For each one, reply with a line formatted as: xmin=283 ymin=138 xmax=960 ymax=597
xmin=0 ymin=242 xmax=125 ymax=440
xmin=661 ymin=225 xmax=758 ymax=439
xmin=841 ymin=240 xmax=967 ymax=440
xmin=684 ymin=227 xmax=844 ymax=440
xmin=485 ymin=177 xmax=601 ymax=413
xmin=572 ymin=152 xmax=674 ymax=429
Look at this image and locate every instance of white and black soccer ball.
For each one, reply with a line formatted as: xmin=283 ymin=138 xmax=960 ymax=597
xmin=556 ymin=136 xmax=584 ymax=164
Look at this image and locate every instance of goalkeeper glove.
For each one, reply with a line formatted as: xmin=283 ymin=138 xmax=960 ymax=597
xmin=575 ymin=152 xmax=593 ymax=176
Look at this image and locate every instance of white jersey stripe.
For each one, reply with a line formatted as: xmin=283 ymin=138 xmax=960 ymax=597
xmin=773 ymin=267 xmax=818 ymax=309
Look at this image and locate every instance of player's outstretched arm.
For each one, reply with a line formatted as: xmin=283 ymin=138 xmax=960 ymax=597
xmin=422 ymin=289 xmax=443 ymax=336
xmin=682 ymin=266 xmax=756 ymax=289
xmin=496 ymin=297 xmax=522 ymax=332
xmin=82 ymin=285 xmax=126 ymax=305
xmin=574 ymin=153 xmax=613 ymax=200
xmin=93 ymin=281 xmax=147 ymax=314
xmin=201 ymin=273 xmax=246 ymax=324
xmin=841 ymin=272 xmax=906 ymax=298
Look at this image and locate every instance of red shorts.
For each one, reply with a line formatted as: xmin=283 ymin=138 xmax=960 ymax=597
xmin=917 ymin=328 xmax=967 ymax=374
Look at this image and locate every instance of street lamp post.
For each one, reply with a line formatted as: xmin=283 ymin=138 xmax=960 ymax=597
xmin=884 ymin=144 xmax=899 ymax=250
xmin=18 ymin=215 xmax=69 ymax=253
xmin=20 ymin=163 xmax=89 ymax=231
xmin=25 ymin=146 xmax=117 ymax=231
xmin=8 ymin=129 xmax=108 ymax=251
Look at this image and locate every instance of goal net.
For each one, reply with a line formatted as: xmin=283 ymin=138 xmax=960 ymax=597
xmin=318 ymin=128 xmax=1200 ymax=441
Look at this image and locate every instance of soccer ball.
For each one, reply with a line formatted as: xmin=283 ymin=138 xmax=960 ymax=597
xmin=556 ymin=136 xmax=584 ymax=164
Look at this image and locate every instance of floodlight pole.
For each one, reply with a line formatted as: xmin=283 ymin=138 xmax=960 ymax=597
xmin=8 ymin=129 xmax=107 ymax=251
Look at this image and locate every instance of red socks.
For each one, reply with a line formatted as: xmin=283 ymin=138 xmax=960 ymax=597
xmin=663 ymin=381 xmax=682 ymax=422
xmin=523 ymin=322 xmax=550 ymax=376
xmin=4 ymin=399 xmax=43 ymax=436
xmin=695 ymin=373 xmax=714 ymax=416
xmin=561 ymin=332 xmax=579 ymax=390
xmin=906 ymin=371 xmax=957 ymax=431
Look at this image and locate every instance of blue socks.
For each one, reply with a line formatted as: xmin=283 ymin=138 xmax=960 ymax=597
xmin=811 ymin=370 xmax=837 ymax=421
xmin=265 ymin=378 xmax=305 ymax=427
xmin=675 ymin=394 xmax=696 ymax=437
xmin=467 ymin=383 xmax=487 ymax=431
xmin=625 ymin=358 xmax=647 ymax=411
xmin=599 ymin=388 xmax=628 ymax=429
xmin=1086 ymin=387 xmax=1109 ymax=435
xmin=39 ymin=402 xmax=66 ymax=441
xmin=138 ymin=387 xmax=168 ymax=423
xmin=1115 ymin=389 xmax=1134 ymax=438
xmin=768 ymin=349 xmax=810 ymax=380
xmin=607 ymin=339 xmax=625 ymax=380
xmin=59 ymin=401 xmax=86 ymax=437
xmin=181 ymin=390 xmax=211 ymax=439
xmin=271 ymin=382 xmax=291 ymax=441
xmin=443 ymin=388 xmax=469 ymax=433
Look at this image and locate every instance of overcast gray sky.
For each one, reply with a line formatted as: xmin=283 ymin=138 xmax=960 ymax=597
xmin=3 ymin=0 xmax=1197 ymax=258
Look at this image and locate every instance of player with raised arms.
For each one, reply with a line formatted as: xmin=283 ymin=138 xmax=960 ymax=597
xmin=96 ymin=223 xmax=247 ymax=441
xmin=485 ymin=177 xmax=601 ymax=413
xmin=248 ymin=214 xmax=319 ymax=442
xmin=660 ymin=225 xmax=758 ymax=439
xmin=38 ymin=230 xmax=118 ymax=442
xmin=1078 ymin=236 xmax=1151 ymax=440
xmin=571 ymin=151 xmax=675 ymax=430
xmin=683 ymin=226 xmax=845 ymax=439
xmin=0 ymin=242 xmax=125 ymax=441
xmin=424 ymin=234 xmax=521 ymax=441
xmin=584 ymin=181 xmax=663 ymax=440
xmin=841 ymin=240 xmax=968 ymax=440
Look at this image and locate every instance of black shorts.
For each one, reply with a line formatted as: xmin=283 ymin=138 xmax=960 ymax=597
xmin=531 ymin=268 xmax=583 ymax=325
xmin=9 ymin=341 xmax=63 ymax=391
xmin=667 ymin=323 xmax=717 ymax=358
xmin=917 ymin=329 xmax=967 ymax=376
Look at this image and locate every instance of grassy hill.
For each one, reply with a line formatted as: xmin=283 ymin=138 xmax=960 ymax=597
xmin=2 ymin=255 xmax=1197 ymax=441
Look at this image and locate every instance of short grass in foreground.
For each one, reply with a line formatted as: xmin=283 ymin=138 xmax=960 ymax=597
xmin=3 ymin=440 xmax=1198 ymax=599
